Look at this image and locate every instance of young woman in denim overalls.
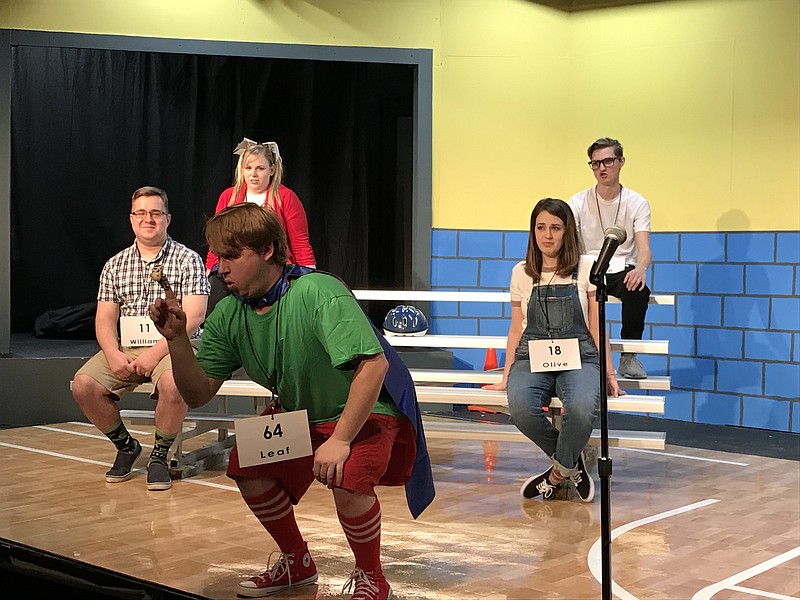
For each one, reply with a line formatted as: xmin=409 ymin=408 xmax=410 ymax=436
xmin=487 ymin=199 xmax=623 ymax=502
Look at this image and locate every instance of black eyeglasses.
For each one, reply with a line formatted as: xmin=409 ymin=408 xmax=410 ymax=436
xmin=588 ymin=157 xmax=621 ymax=170
xmin=131 ymin=209 xmax=168 ymax=220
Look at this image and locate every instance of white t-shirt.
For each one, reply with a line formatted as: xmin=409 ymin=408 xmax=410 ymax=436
xmin=509 ymin=255 xmax=596 ymax=330
xmin=246 ymin=191 xmax=268 ymax=207
xmin=567 ymin=186 xmax=651 ymax=267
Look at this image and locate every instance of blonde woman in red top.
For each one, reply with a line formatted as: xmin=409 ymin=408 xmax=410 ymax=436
xmin=206 ymin=138 xmax=315 ymax=273
xmin=205 ymin=139 xmax=316 ymax=313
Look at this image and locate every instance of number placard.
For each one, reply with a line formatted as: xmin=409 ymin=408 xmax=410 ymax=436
xmin=120 ymin=315 xmax=163 ymax=347
xmin=235 ymin=410 xmax=313 ymax=468
xmin=528 ymin=338 xmax=582 ymax=372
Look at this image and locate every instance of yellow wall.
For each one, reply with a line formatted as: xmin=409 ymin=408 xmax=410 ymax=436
xmin=3 ymin=0 xmax=798 ymax=232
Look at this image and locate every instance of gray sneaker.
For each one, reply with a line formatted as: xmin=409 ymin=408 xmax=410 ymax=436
xmin=618 ymin=353 xmax=647 ymax=379
xmin=146 ymin=460 xmax=172 ymax=491
xmin=105 ymin=439 xmax=142 ymax=483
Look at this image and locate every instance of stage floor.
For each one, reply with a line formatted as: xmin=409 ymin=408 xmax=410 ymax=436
xmin=0 ymin=422 xmax=798 ymax=599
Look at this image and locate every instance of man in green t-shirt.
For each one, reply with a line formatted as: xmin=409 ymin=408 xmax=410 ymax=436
xmin=150 ymin=203 xmax=417 ymax=600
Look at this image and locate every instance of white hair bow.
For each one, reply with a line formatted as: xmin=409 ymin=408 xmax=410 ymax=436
xmin=233 ymin=137 xmax=281 ymax=162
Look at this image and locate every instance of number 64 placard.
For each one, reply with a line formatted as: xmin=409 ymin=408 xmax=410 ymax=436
xmin=235 ymin=410 xmax=313 ymax=468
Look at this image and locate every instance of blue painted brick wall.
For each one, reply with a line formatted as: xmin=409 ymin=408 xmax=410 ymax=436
xmin=699 ymin=264 xmax=744 ymax=294
xmin=697 ymin=328 xmax=743 ymax=359
xmin=776 ymin=232 xmax=799 ymax=263
xmin=504 ymin=232 xmax=528 ymax=259
xmin=430 ymin=258 xmax=478 ymax=287
xmin=652 ymin=325 xmax=695 ymax=356
xmin=695 ymin=391 xmax=741 ymax=426
xmin=650 ymin=233 xmax=679 ymax=261
xmin=661 ymin=389 xmax=693 ymax=420
xmin=678 ymin=295 xmax=722 ymax=327
xmin=681 ymin=233 xmax=725 ymax=262
xmin=746 ymin=264 xmax=794 ymax=296
xmin=771 ymin=297 xmax=800 ymax=330
xmin=723 ymin=297 xmax=769 ymax=329
xmin=764 ymin=363 xmax=800 ymax=399
xmin=744 ymin=330 xmax=792 ymax=361
xmin=459 ymin=231 xmax=503 ymax=258
xmin=431 ymin=230 xmax=457 ymax=257
xmin=727 ymin=232 xmax=775 ymax=263
xmin=653 ymin=264 xmax=696 ymax=293
xmin=430 ymin=229 xmax=799 ymax=432
xmin=716 ymin=360 xmax=762 ymax=395
xmin=742 ymin=396 xmax=791 ymax=430
xmin=479 ymin=260 xmax=519 ymax=288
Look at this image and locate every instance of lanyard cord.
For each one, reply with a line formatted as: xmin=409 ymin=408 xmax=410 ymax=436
xmin=535 ymin=271 xmax=558 ymax=341
xmin=243 ymin=298 xmax=282 ymax=413
xmin=134 ymin=245 xmax=167 ymax=308
xmin=594 ymin=184 xmax=623 ymax=232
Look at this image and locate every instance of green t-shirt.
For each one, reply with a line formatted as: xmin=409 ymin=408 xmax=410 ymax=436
xmin=197 ymin=272 xmax=401 ymax=423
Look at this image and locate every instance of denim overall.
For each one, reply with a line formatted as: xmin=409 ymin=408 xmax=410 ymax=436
xmin=506 ymin=268 xmax=600 ymax=476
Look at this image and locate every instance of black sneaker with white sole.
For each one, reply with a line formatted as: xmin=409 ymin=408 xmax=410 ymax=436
xmin=571 ymin=452 xmax=595 ymax=503
xmin=105 ymin=439 xmax=142 ymax=483
xmin=520 ymin=466 xmax=558 ymax=500
xmin=146 ymin=460 xmax=172 ymax=491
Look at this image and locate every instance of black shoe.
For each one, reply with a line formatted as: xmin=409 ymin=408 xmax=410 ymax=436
xmin=571 ymin=452 xmax=595 ymax=503
xmin=146 ymin=460 xmax=172 ymax=491
xmin=520 ymin=466 xmax=558 ymax=500
xmin=105 ymin=439 xmax=142 ymax=483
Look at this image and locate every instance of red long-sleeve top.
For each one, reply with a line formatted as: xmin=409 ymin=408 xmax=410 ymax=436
xmin=205 ymin=184 xmax=316 ymax=271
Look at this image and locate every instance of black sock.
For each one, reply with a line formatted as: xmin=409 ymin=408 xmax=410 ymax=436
xmin=149 ymin=428 xmax=177 ymax=465
xmin=103 ymin=421 xmax=137 ymax=453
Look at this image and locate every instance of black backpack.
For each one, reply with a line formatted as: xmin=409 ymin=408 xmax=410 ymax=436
xmin=33 ymin=302 xmax=97 ymax=339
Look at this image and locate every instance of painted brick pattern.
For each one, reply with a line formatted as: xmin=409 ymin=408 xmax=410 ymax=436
xmin=430 ymin=228 xmax=800 ymax=433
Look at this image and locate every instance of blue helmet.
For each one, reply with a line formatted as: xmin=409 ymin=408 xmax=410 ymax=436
xmin=383 ymin=305 xmax=428 ymax=336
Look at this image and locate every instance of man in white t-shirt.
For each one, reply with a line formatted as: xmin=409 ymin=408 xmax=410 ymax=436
xmin=567 ymin=137 xmax=652 ymax=379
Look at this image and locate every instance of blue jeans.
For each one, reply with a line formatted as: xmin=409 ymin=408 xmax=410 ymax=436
xmin=507 ymin=348 xmax=600 ymax=476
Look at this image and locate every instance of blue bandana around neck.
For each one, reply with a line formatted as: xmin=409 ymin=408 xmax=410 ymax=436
xmin=231 ymin=264 xmax=314 ymax=309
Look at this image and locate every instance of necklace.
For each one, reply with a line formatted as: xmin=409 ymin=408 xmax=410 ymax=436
xmin=536 ymin=271 xmax=558 ymax=339
xmin=595 ymin=184 xmax=623 ymax=232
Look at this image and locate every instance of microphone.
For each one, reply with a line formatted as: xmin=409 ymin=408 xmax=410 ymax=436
xmin=589 ymin=225 xmax=627 ymax=285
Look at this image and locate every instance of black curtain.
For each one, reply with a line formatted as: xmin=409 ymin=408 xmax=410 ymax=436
xmin=10 ymin=46 xmax=413 ymax=332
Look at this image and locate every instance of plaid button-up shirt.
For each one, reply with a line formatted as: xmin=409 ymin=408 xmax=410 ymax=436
xmin=98 ymin=236 xmax=209 ymax=338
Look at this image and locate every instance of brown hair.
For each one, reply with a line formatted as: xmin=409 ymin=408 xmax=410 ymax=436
xmin=205 ymin=203 xmax=287 ymax=266
xmin=587 ymin=137 xmax=623 ymax=158
xmin=131 ymin=186 xmax=169 ymax=212
xmin=524 ymin=198 xmax=583 ymax=282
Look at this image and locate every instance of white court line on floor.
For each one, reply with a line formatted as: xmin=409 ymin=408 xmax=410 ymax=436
xmin=588 ymin=499 xmax=721 ymax=600
xmin=60 ymin=423 xmax=755 ymax=467
xmin=618 ymin=447 xmax=749 ymax=466
xmin=0 ymin=440 xmax=238 ymax=491
xmin=691 ymin=546 xmax=800 ymax=600
xmin=729 ymin=585 xmax=797 ymax=600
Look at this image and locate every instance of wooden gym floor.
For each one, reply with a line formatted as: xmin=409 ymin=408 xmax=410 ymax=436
xmin=0 ymin=421 xmax=798 ymax=599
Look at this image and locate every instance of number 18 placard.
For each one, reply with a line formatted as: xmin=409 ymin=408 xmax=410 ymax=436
xmin=527 ymin=338 xmax=582 ymax=372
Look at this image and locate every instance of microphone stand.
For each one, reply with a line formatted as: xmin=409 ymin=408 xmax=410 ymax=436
xmin=590 ymin=265 xmax=613 ymax=600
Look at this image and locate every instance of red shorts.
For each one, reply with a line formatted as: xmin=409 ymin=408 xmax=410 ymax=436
xmin=227 ymin=413 xmax=416 ymax=503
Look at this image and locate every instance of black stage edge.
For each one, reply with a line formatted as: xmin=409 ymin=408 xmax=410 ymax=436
xmin=607 ymin=413 xmax=800 ymax=462
xmin=0 ymin=537 xmax=206 ymax=600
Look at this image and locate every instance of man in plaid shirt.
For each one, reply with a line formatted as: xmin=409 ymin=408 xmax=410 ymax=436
xmin=71 ymin=186 xmax=209 ymax=491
